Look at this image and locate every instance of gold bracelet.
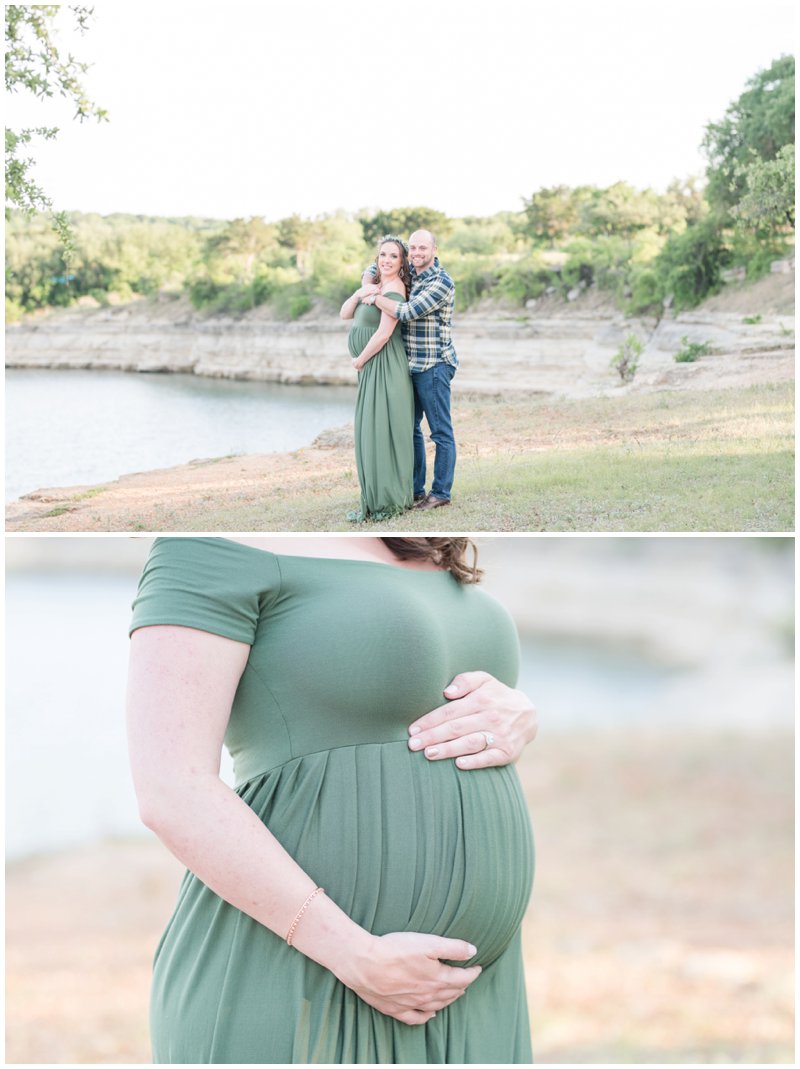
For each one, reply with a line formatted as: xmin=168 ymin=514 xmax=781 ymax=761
xmin=286 ymin=887 xmax=325 ymax=947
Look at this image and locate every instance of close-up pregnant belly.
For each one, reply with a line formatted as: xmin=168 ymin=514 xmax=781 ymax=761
xmin=241 ymin=741 xmax=535 ymax=969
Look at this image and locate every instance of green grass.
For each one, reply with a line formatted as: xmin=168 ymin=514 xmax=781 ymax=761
xmin=211 ymin=450 xmax=791 ymax=532
xmin=14 ymin=382 xmax=792 ymax=533
xmin=176 ymin=383 xmax=794 ymax=533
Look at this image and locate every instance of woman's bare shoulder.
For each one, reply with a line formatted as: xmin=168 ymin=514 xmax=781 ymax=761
xmin=381 ymin=281 xmax=407 ymax=298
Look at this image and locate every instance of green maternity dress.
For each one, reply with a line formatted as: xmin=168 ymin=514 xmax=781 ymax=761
xmin=348 ymin=293 xmax=414 ymax=519
xmin=130 ymin=537 xmax=535 ymax=1064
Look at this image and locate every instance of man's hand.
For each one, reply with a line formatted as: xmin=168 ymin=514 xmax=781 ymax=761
xmin=407 ymin=672 xmax=538 ymax=770
xmin=358 ymin=281 xmax=381 ymax=297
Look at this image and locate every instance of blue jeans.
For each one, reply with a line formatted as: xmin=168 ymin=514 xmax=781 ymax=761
xmin=411 ymin=362 xmax=457 ymax=500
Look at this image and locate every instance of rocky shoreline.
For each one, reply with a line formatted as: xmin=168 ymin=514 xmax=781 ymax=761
xmin=6 ymin=301 xmax=646 ymax=397
xmin=6 ymin=272 xmax=794 ymax=399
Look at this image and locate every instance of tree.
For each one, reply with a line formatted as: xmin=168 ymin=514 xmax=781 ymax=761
xmin=733 ymin=144 xmax=795 ymax=231
xmin=522 ymin=185 xmax=585 ymax=247
xmin=577 ymin=182 xmax=662 ymax=238
xmin=207 ymin=217 xmax=279 ymax=287
xmin=662 ymin=177 xmax=707 ymax=229
xmin=276 ymin=213 xmax=316 ymax=276
xmin=5 ymin=5 xmax=107 ymax=250
xmin=360 ymin=207 xmax=451 ymax=248
xmin=702 ymin=55 xmax=795 ymax=214
xmin=447 ymin=214 xmax=519 ymax=255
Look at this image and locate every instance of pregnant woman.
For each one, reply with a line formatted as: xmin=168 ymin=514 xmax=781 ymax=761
xmin=127 ymin=536 xmax=537 ymax=1064
xmin=340 ymin=237 xmax=414 ymax=521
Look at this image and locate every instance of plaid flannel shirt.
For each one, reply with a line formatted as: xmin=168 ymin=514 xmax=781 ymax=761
xmin=368 ymin=258 xmax=458 ymax=373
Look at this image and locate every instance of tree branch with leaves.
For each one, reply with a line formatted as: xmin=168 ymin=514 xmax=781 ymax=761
xmin=5 ymin=4 xmax=108 ymax=256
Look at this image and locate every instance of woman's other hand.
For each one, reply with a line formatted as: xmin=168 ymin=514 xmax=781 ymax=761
xmin=332 ymin=931 xmax=481 ymax=1026
xmin=407 ymin=672 xmax=538 ymax=770
xmin=356 ymin=282 xmax=381 ymax=299
xmin=351 ymin=356 xmax=365 ymax=372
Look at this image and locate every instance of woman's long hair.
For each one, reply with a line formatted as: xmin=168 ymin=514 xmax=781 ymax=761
xmin=380 ymin=538 xmax=483 ymax=584
xmin=373 ymin=238 xmax=412 ymax=296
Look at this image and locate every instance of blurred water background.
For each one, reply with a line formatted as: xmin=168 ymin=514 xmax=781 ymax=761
xmin=5 ymin=370 xmax=356 ymax=502
xmin=6 ymin=535 xmax=792 ymax=861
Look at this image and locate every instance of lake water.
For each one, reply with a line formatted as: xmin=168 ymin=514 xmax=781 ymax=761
xmin=5 ymin=571 xmax=697 ymax=861
xmin=5 ymin=369 xmax=357 ymax=502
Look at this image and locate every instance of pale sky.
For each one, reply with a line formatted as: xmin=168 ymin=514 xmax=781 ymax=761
xmin=5 ymin=0 xmax=795 ymax=222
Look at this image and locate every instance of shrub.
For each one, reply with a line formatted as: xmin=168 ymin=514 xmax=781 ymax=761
xmin=270 ymin=285 xmax=312 ymax=320
xmin=187 ymin=275 xmax=224 ymax=310
xmin=650 ymin=217 xmax=730 ymax=310
xmin=452 ymin=258 xmax=500 ymax=310
xmin=628 ymin=266 xmax=662 ymax=314
xmin=494 ymin=256 xmax=552 ymax=304
xmin=5 ymin=296 xmax=24 ymax=323
xmin=727 ymin=229 xmax=792 ymax=281
xmin=287 ymin=294 xmax=312 ymax=319
xmin=610 ymin=334 xmax=643 ymax=381
xmin=560 ymin=257 xmax=593 ymax=292
xmin=674 ymin=336 xmax=713 ymax=362
xmin=319 ymin=277 xmax=356 ymax=309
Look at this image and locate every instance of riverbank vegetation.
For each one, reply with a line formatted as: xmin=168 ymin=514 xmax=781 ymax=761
xmin=6 ymin=57 xmax=794 ymax=325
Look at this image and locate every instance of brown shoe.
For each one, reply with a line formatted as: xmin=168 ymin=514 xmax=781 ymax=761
xmin=412 ymin=493 xmax=428 ymax=508
xmin=417 ymin=495 xmax=450 ymax=510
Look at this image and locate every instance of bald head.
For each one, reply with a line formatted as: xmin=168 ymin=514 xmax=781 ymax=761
xmin=409 ymin=229 xmax=436 ymax=248
xmin=408 ymin=230 xmax=437 ymax=273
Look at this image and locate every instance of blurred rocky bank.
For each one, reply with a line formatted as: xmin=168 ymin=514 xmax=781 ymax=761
xmin=5 ymin=268 xmax=794 ymax=399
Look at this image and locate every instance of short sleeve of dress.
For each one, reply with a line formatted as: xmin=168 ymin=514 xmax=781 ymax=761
xmin=129 ymin=537 xmax=278 ymax=644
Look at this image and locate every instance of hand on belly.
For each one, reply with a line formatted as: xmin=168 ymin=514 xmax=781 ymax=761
xmin=333 ymin=930 xmax=483 ymax=1026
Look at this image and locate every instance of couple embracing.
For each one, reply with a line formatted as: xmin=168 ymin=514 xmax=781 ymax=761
xmin=340 ymin=230 xmax=457 ymax=522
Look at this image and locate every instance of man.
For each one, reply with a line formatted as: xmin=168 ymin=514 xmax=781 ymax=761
xmin=363 ymin=230 xmax=458 ymax=510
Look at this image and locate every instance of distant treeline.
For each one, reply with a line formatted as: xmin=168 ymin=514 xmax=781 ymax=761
xmin=5 ymin=56 xmax=794 ymax=323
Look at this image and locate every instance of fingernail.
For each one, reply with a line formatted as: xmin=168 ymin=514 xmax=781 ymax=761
xmin=456 ymin=757 xmax=470 ymax=769
xmin=408 ymin=737 xmax=423 ymax=750
xmin=444 ymin=684 xmax=459 ymax=696
xmin=425 ymin=746 xmax=439 ymax=758
xmin=467 ymin=944 xmax=477 ymax=956
xmin=409 ymin=725 xmax=421 ymax=736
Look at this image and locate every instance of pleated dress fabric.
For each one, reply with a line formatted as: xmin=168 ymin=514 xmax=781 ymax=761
xmin=348 ymin=293 xmax=414 ymax=519
xmin=130 ymin=537 xmax=535 ymax=1064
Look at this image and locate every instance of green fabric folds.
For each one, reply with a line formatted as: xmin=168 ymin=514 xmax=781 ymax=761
xmin=130 ymin=539 xmax=535 ymax=1064
xmin=348 ymin=294 xmax=414 ymax=520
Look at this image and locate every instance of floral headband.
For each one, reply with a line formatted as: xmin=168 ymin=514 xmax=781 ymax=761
xmin=378 ymin=234 xmax=409 ymax=254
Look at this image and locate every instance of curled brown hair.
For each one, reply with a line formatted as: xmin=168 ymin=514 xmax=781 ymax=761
xmin=374 ymin=239 xmax=412 ymax=297
xmin=380 ymin=538 xmax=483 ymax=584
